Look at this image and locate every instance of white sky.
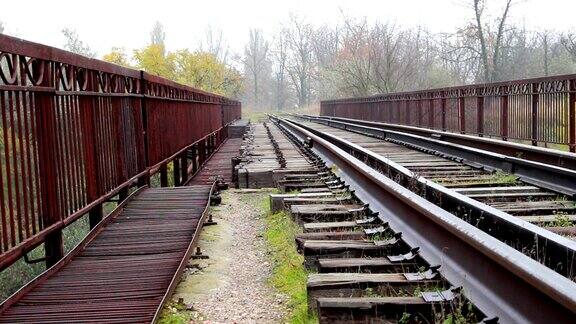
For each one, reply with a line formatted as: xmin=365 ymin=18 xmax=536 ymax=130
xmin=1 ymin=0 xmax=575 ymax=58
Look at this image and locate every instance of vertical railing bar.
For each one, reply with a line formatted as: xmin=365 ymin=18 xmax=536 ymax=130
xmin=477 ymin=90 xmax=484 ymax=137
xmin=459 ymin=90 xmax=465 ymax=134
xmin=569 ymin=79 xmax=576 ymax=153
xmin=65 ymin=95 xmax=81 ymax=212
xmin=61 ymin=95 xmax=74 ymax=212
xmin=501 ymin=87 xmax=509 ymax=141
xmin=36 ymin=74 xmax=65 ymax=266
xmin=0 ymin=91 xmax=8 ymax=250
xmin=70 ymin=96 xmax=85 ymax=207
xmin=532 ymin=82 xmax=539 ymax=146
xmin=74 ymin=96 xmax=88 ymax=205
xmin=441 ymin=93 xmax=446 ymax=132
xmin=30 ymin=93 xmax=43 ymax=232
xmin=8 ymin=90 xmax=25 ymax=243
xmin=53 ymin=95 xmax=65 ymax=216
xmin=23 ymin=92 xmax=37 ymax=235
xmin=15 ymin=90 xmax=31 ymax=239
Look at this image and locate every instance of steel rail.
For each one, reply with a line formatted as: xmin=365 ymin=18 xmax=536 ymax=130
xmin=307 ymin=115 xmax=576 ymax=171
xmin=151 ymin=181 xmax=217 ymax=323
xmin=285 ymin=116 xmax=576 ymax=279
xmin=297 ymin=115 xmax=576 ymax=196
xmin=273 ymin=116 xmax=576 ymax=323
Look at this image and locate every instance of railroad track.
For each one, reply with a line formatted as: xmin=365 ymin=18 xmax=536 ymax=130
xmin=288 ymin=115 xmax=576 ymax=280
xmin=295 ymin=116 xmax=576 ymax=234
xmin=268 ymin=115 xmax=576 ymax=323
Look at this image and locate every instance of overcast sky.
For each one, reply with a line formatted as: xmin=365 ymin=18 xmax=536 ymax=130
xmin=1 ymin=0 xmax=575 ymax=58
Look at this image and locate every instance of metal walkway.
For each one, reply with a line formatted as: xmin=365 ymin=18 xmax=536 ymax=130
xmin=0 ymin=137 xmax=242 ymax=323
xmin=188 ymin=138 xmax=243 ymax=185
xmin=0 ymin=185 xmax=213 ymax=323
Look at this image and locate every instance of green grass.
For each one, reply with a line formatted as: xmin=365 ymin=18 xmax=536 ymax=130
xmin=489 ymin=171 xmax=518 ymax=185
xmin=549 ymin=211 xmax=573 ymax=227
xmin=62 ymin=215 xmax=90 ymax=253
xmin=0 ymin=244 xmax=45 ymax=302
xmin=0 ymin=214 xmax=92 ymax=302
xmin=157 ymin=301 xmax=193 ymax=324
xmin=242 ymin=109 xmax=269 ymax=122
xmin=263 ymin=197 xmax=318 ymax=324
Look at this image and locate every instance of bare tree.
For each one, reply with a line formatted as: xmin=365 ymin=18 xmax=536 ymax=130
xmin=285 ymin=15 xmax=315 ymax=107
xmin=0 ymin=21 xmax=4 ymax=35
xmin=62 ymin=28 xmax=96 ymax=58
xmin=272 ymin=29 xmax=290 ymax=110
xmin=561 ymin=33 xmax=576 ymax=63
xmin=472 ymin=0 xmax=513 ymax=82
xmin=199 ymin=26 xmax=230 ymax=64
xmin=239 ymin=10 xmax=574 ymax=109
xmin=243 ymin=29 xmax=270 ymax=109
xmin=538 ymin=31 xmax=552 ymax=76
xmin=317 ymin=18 xmax=437 ymax=97
xmin=150 ymin=21 xmax=166 ymax=46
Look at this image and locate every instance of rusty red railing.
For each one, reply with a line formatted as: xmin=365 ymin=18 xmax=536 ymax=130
xmin=321 ymin=75 xmax=576 ymax=152
xmin=0 ymin=34 xmax=240 ymax=270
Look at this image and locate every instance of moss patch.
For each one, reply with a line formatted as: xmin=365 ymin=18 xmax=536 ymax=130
xmin=157 ymin=301 xmax=193 ymax=324
xmin=263 ymin=197 xmax=317 ymax=324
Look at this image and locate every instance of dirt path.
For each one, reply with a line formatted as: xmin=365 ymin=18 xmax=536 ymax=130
xmin=170 ymin=189 xmax=288 ymax=323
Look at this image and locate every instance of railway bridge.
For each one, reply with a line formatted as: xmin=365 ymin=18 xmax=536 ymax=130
xmin=1 ymin=34 xmax=576 ymax=323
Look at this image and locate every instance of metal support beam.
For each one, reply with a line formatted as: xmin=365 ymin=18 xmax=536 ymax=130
xmin=160 ymin=164 xmax=168 ymax=187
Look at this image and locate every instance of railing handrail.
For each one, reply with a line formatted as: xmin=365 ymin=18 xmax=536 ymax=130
xmin=0 ymin=34 xmax=240 ymax=105
xmin=322 ymin=73 xmax=576 ymax=104
xmin=0 ymin=34 xmax=241 ymax=271
xmin=320 ymin=74 xmax=576 ymax=152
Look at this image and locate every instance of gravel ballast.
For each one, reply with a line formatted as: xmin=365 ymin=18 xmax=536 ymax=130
xmin=170 ymin=189 xmax=288 ymax=323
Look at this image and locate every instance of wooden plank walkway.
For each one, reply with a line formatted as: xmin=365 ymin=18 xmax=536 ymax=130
xmin=0 ymin=185 xmax=213 ymax=323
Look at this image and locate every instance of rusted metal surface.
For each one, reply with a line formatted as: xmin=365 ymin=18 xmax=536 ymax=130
xmin=187 ymin=138 xmax=243 ymax=186
xmin=321 ymin=74 xmax=576 ymax=152
xmin=0 ymin=185 xmax=213 ymax=323
xmin=0 ymin=34 xmax=241 ymax=270
xmin=291 ymin=116 xmax=576 ymax=280
xmin=274 ymin=116 xmax=576 ymax=323
xmin=301 ymin=115 xmax=576 ymax=195
xmin=313 ymin=115 xmax=576 ymax=171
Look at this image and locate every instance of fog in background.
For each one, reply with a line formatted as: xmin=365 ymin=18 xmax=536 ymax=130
xmin=2 ymin=0 xmax=576 ymax=111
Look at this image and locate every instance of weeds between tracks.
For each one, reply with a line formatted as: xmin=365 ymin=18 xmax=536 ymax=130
xmin=263 ymin=197 xmax=318 ymax=324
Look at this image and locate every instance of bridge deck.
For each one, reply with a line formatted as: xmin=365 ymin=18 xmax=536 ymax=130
xmin=0 ymin=185 xmax=213 ymax=323
xmin=188 ymin=138 xmax=242 ymax=185
xmin=0 ymin=137 xmax=242 ymax=323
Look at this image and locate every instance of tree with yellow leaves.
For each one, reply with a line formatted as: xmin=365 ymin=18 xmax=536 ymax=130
xmin=173 ymin=50 xmax=242 ymax=98
xmin=102 ymin=47 xmax=131 ymax=67
xmin=133 ymin=44 xmax=175 ymax=79
xmin=100 ymin=22 xmax=242 ymax=98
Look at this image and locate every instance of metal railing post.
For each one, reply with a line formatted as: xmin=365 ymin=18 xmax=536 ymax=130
xmin=181 ymin=153 xmax=188 ymax=182
xmin=501 ymin=87 xmax=509 ymax=141
xmin=139 ymin=71 xmax=151 ymax=187
xmin=477 ymin=91 xmax=484 ymax=137
xmin=428 ymin=98 xmax=434 ymax=128
xmin=173 ymin=158 xmax=181 ymax=187
xmin=160 ymin=164 xmax=168 ymax=187
xmin=36 ymin=82 xmax=64 ymax=267
xmin=531 ymin=82 xmax=539 ymax=146
xmin=459 ymin=90 xmax=466 ymax=134
xmin=417 ymin=99 xmax=423 ymax=127
xmin=191 ymin=145 xmax=198 ymax=174
xmin=570 ymin=79 xmax=576 ymax=153
xmin=441 ymin=93 xmax=447 ymax=131
xmin=405 ymin=99 xmax=410 ymax=125
xmin=78 ymin=72 xmax=103 ymax=229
